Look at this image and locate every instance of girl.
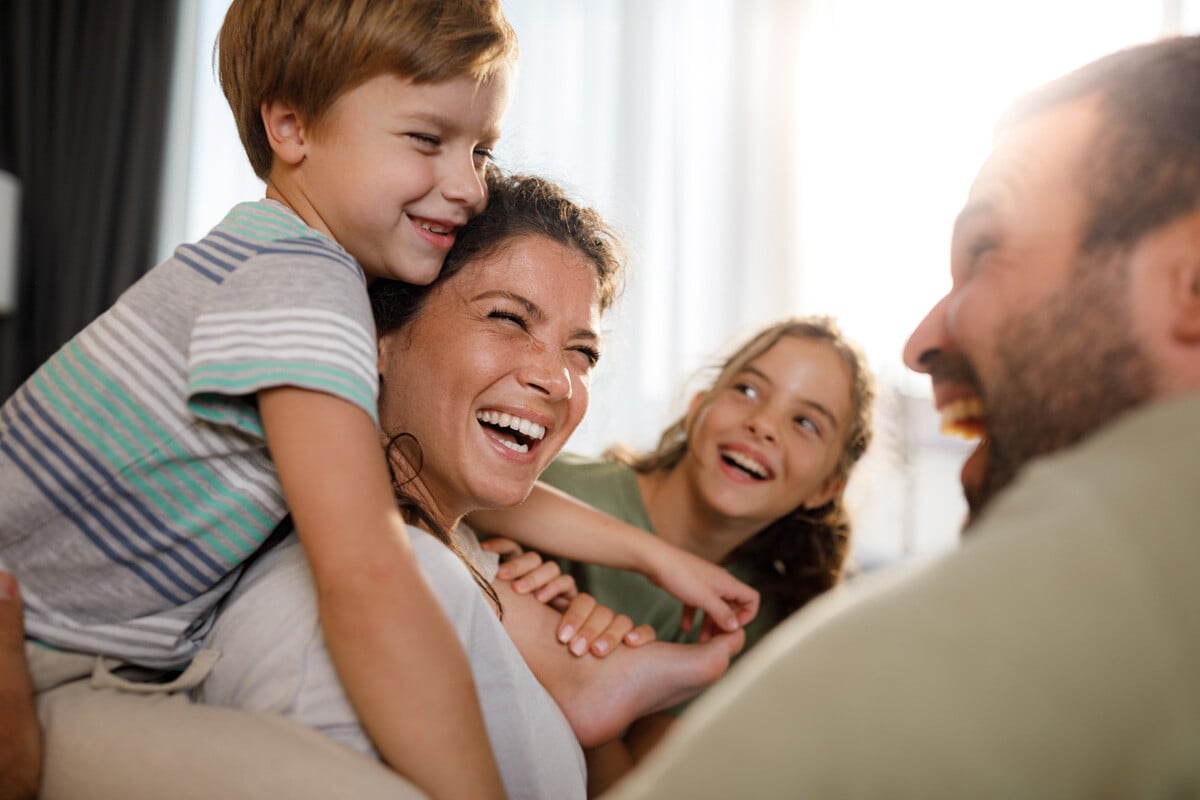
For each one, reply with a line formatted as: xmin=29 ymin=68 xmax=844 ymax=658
xmin=482 ymin=316 xmax=875 ymax=791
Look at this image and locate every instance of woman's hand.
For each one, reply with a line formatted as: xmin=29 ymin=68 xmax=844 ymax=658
xmin=484 ymin=537 xmax=578 ymax=608
xmin=556 ymin=593 xmax=656 ymax=658
xmin=483 ymin=538 xmax=655 ymax=656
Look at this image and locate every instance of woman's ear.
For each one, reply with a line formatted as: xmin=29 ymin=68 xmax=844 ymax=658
xmin=802 ymin=473 xmax=846 ymax=511
xmin=260 ymin=99 xmax=309 ymax=167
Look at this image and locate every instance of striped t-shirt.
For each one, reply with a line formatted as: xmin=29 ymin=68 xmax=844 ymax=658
xmin=0 ymin=199 xmax=379 ymax=668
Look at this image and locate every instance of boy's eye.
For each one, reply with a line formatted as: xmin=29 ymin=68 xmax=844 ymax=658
xmin=733 ymin=382 xmax=759 ymax=400
xmin=408 ymin=133 xmax=440 ymax=148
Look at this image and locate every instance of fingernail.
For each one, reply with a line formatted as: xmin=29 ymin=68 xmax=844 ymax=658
xmin=625 ymin=631 xmax=640 ymax=645
xmin=512 ymin=581 xmax=526 ymax=593
xmin=592 ymin=640 xmax=609 ymax=655
xmin=495 ymin=566 xmax=510 ymax=580
xmin=0 ymin=573 xmax=15 ymax=602
xmin=570 ymin=638 xmax=588 ymax=656
xmin=558 ymin=625 xmax=574 ymax=644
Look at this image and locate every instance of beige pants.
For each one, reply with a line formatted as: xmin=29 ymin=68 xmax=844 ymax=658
xmin=29 ymin=644 xmax=427 ymax=800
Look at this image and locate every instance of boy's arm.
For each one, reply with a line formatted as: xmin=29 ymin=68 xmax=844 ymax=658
xmin=469 ymin=482 xmax=759 ymax=634
xmin=260 ymin=387 xmax=503 ymax=800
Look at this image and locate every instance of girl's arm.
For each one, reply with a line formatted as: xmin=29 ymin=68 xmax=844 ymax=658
xmin=260 ymin=387 xmax=503 ymax=800
xmin=469 ymin=482 xmax=760 ymax=634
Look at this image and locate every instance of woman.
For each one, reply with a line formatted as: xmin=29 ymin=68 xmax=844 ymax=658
xmin=480 ymin=316 xmax=875 ymax=791
xmin=196 ymin=172 xmax=745 ymax=800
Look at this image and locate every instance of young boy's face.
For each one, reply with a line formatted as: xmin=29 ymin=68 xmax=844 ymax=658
xmin=288 ymin=70 xmax=510 ymax=285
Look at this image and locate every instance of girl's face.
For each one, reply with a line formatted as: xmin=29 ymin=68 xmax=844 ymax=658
xmin=376 ymin=234 xmax=601 ymax=527
xmin=683 ymin=336 xmax=853 ymax=529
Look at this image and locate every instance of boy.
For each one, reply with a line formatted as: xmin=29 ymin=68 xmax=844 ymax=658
xmin=2 ymin=1 xmax=515 ymax=797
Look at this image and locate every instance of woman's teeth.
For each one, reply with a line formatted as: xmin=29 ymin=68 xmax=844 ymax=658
xmin=476 ymin=411 xmax=547 ymax=453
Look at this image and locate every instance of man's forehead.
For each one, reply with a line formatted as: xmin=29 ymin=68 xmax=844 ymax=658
xmin=959 ymin=96 xmax=1102 ymax=226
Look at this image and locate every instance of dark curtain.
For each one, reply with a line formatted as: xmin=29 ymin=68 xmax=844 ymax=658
xmin=0 ymin=0 xmax=179 ymax=397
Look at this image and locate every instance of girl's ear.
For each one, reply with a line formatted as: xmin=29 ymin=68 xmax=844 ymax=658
xmin=802 ymin=473 xmax=846 ymax=510
xmin=260 ymin=99 xmax=309 ymax=167
xmin=683 ymin=391 xmax=707 ymax=431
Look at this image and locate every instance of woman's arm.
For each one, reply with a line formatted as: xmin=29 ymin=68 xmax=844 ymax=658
xmin=261 ymin=387 xmax=503 ymax=800
xmin=470 ymin=481 xmax=760 ymax=634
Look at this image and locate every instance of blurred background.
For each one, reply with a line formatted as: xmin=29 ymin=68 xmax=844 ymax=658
xmin=3 ymin=0 xmax=1198 ymax=568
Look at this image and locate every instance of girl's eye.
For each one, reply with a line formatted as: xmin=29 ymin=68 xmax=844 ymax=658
xmin=474 ymin=147 xmax=494 ymax=164
xmin=794 ymin=416 xmax=820 ymax=435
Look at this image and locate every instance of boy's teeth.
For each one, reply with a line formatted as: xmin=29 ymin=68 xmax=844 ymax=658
xmin=475 ymin=410 xmax=546 ymax=440
xmin=724 ymin=449 xmax=767 ymax=478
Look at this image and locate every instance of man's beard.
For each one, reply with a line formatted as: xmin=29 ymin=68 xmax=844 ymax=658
xmin=967 ymin=252 xmax=1154 ymax=525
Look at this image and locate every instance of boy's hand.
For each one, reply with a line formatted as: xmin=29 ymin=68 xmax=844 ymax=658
xmin=486 ymin=538 xmax=579 ymax=608
xmin=645 ymin=543 xmax=760 ymax=636
xmin=555 ymin=593 xmax=656 ymax=658
xmin=0 ymin=572 xmax=41 ymax=800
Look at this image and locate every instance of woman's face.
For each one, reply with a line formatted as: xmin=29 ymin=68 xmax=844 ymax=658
xmin=377 ymin=234 xmax=602 ymax=526
xmin=683 ymin=336 xmax=852 ymax=529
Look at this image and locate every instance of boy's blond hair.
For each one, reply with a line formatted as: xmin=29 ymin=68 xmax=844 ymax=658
xmin=217 ymin=0 xmax=518 ymax=179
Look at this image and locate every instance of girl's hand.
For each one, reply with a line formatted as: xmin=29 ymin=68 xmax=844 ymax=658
xmin=556 ymin=593 xmax=656 ymax=658
xmin=645 ymin=542 xmax=760 ymax=636
xmin=485 ymin=537 xmax=579 ymax=608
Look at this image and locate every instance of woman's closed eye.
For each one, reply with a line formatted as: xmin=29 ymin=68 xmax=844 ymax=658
xmin=569 ymin=344 xmax=600 ymax=368
xmin=489 ymin=308 xmax=529 ymax=330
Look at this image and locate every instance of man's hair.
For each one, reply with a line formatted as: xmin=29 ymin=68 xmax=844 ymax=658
xmin=999 ymin=35 xmax=1200 ymax=255
xmin=217 ymin=0 xmax=518 ymax=179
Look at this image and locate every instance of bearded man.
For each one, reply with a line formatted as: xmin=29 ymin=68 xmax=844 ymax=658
xmin=606 ymin=34 xmax=1200 ymax=800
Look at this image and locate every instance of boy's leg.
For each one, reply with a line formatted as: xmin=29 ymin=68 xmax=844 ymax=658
xmin=494 ymin=579 xmax=745 ymax=748
xmin=36 ymin=679 xmax=424 ymax=800
xmin=0 ymin=573 xmax=40 ymax=800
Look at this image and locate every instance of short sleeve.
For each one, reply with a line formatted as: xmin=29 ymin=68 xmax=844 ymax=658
xmin=186 ymin=237 xmax=379 ymax=434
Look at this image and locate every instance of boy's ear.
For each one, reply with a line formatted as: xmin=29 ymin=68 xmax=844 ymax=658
xmin=802 ymin=473 xmax=846 ymax=511
xmin=260 ymin=99 xmax=308 ymax=167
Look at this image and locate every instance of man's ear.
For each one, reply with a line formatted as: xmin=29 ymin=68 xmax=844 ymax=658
xmin=802 ymin=473 xmax=846 ymax=511
xmin=1170 ymin=255 xmax=1200 ymax=343
xmin=1169 ymin=211 xmax=1200 ymax=344
xmin=260 ymin=99 xmax=308 ymax=167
